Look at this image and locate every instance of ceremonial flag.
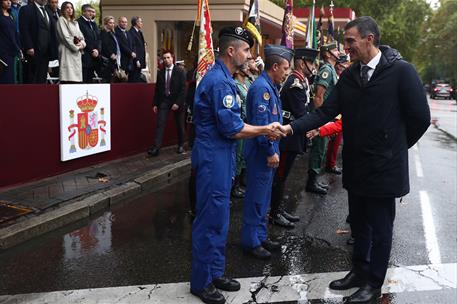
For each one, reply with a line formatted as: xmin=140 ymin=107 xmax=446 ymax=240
xmin=280 ymin=0 xmax=294 ymax=48
xmin=244 ymin=0 xmax=262 ymax=46
xmin=327 ymin=0 xmax=335 ymax=42
xmin=196 ymin=0 xmax=215 ymax=86
xmin=305 ymin=0 xmax=317 ymax=49
xmin=316 ymin=5 xmax=324 ymax=47
xmin=336 ymin=26 xmax=341 ymax=51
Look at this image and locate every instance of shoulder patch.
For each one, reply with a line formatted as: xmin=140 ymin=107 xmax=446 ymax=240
xmin=321 ymin=71 xmax=329 ymax=79
xmin=290 ymin=78 xmax=304 ymax=89
xmin=223 ymin=95 xmax=234 ymax=108
xmin=263 ymin=92 xmax=270 ymax=101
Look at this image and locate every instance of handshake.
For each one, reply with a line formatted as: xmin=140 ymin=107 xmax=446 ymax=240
xmin=265 ymin=122 xmax=293 ymax=141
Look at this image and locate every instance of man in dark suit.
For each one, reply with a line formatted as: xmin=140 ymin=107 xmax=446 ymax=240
xmin=19 ymin=0 xmax=58 ymax=83
xmin=129 ymin=16 xmax=146 ymax=83
xmin=45 ymin=0 xmax=60 ymax=79
xmin=77 ymin=4 xmax=101 ymax=83
xmin=281 ymin=16 xmax=430 ymax=303
xmin=148 ymin=50 xmax=186 ymax=156
xmin=115 ymin=16 xmax=135 ymax=76
xmin=45 ymin=0 xmax=60 ymax=22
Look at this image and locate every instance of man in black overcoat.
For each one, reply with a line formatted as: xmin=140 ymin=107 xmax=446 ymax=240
xmin=19 ymin=0 xmax=58 ymax=83
xmin=281 ymin=16 xmax=431 ymax=303
xmin=77 ymin=4 xmax=101 ymax=83
xmin=129 ymin=16 xmax=146 ymax=83
xmin=115 ymin=16 xmax=135 ymax=75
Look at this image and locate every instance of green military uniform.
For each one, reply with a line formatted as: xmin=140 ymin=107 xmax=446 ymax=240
xmin=234 ymin=77 xmax=251 ymax=176
xmin=308 ymin=61 xmax=338 ymax=175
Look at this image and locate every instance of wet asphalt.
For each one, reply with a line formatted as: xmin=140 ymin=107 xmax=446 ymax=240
xmin=0 ymin=97 xmax=455 ymax=303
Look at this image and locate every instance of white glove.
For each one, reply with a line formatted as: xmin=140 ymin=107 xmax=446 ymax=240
xmin=255 ymin=56 xmax=264 ymax=70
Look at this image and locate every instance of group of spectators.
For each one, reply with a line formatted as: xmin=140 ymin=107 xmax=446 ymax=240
xmin=0 ymin=0 xmax=147 ymax=84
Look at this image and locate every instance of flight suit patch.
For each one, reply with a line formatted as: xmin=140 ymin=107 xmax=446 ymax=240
xmin=272 ymin=103 xmax=278 ymax=115
xmin=257 ymin=104 xmax=267 ymax=113
xmin=263 ymin=92 xmax=270 ymax=101
xmin=322 ymin=71 xmax=329 ymax=79
xmin=223 ymin=95 xmax=234 ymax=108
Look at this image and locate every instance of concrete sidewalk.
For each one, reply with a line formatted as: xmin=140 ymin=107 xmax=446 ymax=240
xmin=0 ymin=146 xmax=191 ymax=250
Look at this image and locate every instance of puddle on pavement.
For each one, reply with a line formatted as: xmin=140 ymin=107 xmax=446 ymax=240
xmin=0 ymin=177 xmax=350 ymax=296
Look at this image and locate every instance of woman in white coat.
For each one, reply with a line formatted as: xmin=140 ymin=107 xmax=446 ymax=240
xmin=56 ymin=1 xmax=85 ymax=83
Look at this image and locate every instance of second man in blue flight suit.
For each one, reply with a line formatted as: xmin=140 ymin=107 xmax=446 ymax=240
xmin=241 ymin=45 xmax=294 ymax=259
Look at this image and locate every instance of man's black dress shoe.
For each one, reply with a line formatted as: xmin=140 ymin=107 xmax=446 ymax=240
xmin=261 ymin=239 xmax=281 ymax=251
xmin=244 ymin=246 xmax=271 ymax=259
xmin=344 ymin=284 xmax=381 ymax=303
xmin=281 ymin=210 xmax=300 ymax=222
xmin=271 ymin=213 xmax=295 ymax=229
xmin=212 ymin=276 xmax=240 ymax=291
xmin=191 ymin=283 xmax=225 ymax=304
xmin=231 ymin=186 xmax=245 ymax=199
xmin=326 ymin=166 xmax=342 ymax=175
xmin=147 ymin=148 xmax=160 ymax=157
xmin=329 ymin=272 xmax=365 ymax=290
xmin=177 ymin=146 xmax=185 ymax=154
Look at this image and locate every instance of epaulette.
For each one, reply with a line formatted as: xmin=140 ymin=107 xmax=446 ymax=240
xmin=290 ymin=78 xmax=304 ymax=89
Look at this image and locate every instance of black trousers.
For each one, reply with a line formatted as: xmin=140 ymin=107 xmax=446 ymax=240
xmin=270 ymin=152 xmax=298 ymax=216
xmin=23 ymin=53 xmax=49 ymax=84
xmin=349 ymin=192 xmax=396 ymax=288
xmin=153 ymin=102 xmax=185 ymax=149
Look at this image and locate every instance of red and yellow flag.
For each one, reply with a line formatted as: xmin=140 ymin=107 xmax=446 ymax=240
xmin=196 ymin=0 xmax=215 ymax=86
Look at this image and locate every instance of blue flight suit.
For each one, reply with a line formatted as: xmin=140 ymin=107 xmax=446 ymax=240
xmin=241 ymin=71 xmax=282 ymax=249
xmin=190 ymin=59 xmax=244 ymax=292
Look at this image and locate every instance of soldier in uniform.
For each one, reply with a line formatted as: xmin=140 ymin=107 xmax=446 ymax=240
xmin=241 ymin=44 xmax=294 ymax=260
xmin=306 ymin=41 xmax=340 ymax=195
xmin=270 ymin=47 xmax=319 ymax=228
xmin=190 ymin=27 xmax=284 ymax=304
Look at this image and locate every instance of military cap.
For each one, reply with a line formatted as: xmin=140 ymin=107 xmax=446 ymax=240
xmin=264 ymin=44 xmax=294 ymax=62
xmin=337 ymin=54 xmax=349 ymax=64
xmin=295 ymin=47 xmax=319 ymax=62
xmin=219 ymin=26 xmax=254 ymax=48
xmin=320 ymin=41 xmax=338 ymax=53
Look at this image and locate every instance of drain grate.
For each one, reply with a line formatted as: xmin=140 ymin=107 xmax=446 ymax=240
xmin=0 ymin=201 xmax=34 ymax=224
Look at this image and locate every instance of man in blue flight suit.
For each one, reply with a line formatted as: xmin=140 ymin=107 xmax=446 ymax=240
xmin=270 ymin=47 xmax=319 ymax=229
xmin=241 ymin=45 xmax=294 ymax=260
xmin=190 ymin=27 xmax=285 ymax=304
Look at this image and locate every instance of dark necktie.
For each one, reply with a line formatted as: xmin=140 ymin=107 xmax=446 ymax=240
xmin=139 ymin=30 xmax=145 ymax=44
xmin=165 ymin=69 xmax=171 ymax=96
xmin=361 ymin=65 xmax=370 ymax=86
xmin=88 ymin=20 xmax=93 ymax=31
xmin=40 ymin=7 xmax=49 ymax=25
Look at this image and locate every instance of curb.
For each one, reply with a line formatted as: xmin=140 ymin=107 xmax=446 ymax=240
xmin=0 ymin=159 xmax=191 ymax=250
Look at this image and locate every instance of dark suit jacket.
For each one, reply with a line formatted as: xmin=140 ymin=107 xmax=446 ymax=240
xmin=100 ymin=29 xmax=118 ymax=79
xmin=45 ymin=6 xmax=60 ymax=23
xmin=77 ymin=17 xmax=101 ymax=68
xmin=129 ymin=27 xmax=146 ymax=69
xmin=19 ymin=3 xmax=57 ymax=59
xmin=115 ymin=26 xmax=133 ymax=71
xmin=290 ymin=46 xmax=431 ymax=197
xmin=154 ymin=65 xmax=186 ymax=108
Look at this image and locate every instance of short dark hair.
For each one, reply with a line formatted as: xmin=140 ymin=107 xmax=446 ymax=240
xmin=345 ymin=16 xmax=381 ymax=46
xmin=264 ymin=55 xmax=286 ymax=71
xmin=219 ymin=35 xmax=244 ymax=55
xmin=81 ymin=4 xmax=94 ymax=12
xmin=162 ymin=50 xmax=174 ymax=58
xmin=131 ymin=16 xmax=141 ymax=27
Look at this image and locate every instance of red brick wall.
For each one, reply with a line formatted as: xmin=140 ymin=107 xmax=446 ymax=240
xmin=0 ymin=83 xmax=181 ymax=188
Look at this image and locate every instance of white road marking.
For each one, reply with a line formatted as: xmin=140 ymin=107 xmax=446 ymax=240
xmin=413 ymin=144 xmax=423 ymax=177
xmin=420 ymin=190 xmax=442 ymax=265
xmin=0 ymin=263 xmax=455 ymax=304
